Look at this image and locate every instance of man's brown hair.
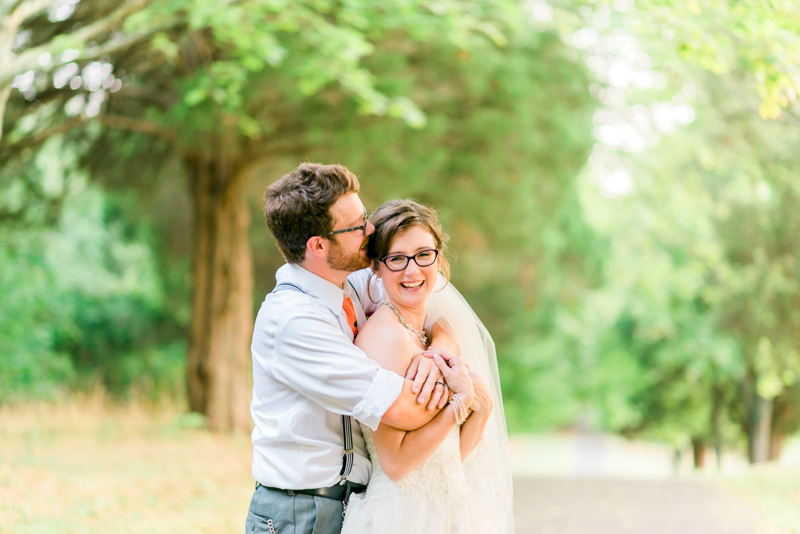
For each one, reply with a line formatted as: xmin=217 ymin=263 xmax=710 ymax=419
xmin=264 ymin=163 xmax=360 ymax=263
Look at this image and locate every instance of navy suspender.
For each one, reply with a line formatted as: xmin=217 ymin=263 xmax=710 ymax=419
xmin=271 ymin=282 xmax=355 ymax=481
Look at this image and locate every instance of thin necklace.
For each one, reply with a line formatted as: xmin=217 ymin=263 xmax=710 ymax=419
xmin=384 ymin=301 xmax=427 ymax=346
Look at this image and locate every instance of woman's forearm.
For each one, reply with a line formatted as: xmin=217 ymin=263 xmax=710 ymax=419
xmin=372 ymin=404 xmax=457 ymax=481
xmin=459 ymin=410 xmax=490 ymax=461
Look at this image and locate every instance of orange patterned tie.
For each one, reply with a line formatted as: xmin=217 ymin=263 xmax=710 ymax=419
xmin=342 ymin=295 xmax=358 ymax=338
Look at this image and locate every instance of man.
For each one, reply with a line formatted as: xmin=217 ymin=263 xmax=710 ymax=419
xmin=246 ymin=163 xmax=472 ymax=534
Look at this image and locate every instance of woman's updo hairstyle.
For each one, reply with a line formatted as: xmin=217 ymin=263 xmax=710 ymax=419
xmin=367 ymin=199 xmax=450 ymax=283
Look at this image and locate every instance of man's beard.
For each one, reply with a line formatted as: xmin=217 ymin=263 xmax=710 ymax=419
xmin=327 ymin=242 xmax=369 ymax=272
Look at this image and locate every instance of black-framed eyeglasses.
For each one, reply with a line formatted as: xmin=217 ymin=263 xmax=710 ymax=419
xmin=328 ymin=206 xmax=368 ymax=237
xmin=378 ymin=249 xmax=439 ymax=272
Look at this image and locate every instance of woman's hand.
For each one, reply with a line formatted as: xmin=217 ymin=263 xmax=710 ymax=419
xmin=425 ymin=347 xmax=474 ymax=408
xmin=467 ymin=371 xmax=493 ymax=415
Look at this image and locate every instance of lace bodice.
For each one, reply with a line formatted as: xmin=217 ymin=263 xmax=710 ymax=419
xmin=359 ymin=423 xmax=470 ymax=498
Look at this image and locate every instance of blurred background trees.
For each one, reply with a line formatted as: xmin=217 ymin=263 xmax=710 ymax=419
xmin=1 ymin=0 xmax=799 ymax=464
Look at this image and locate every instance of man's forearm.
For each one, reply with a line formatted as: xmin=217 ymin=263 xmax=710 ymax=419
xmin=381 ymin=379 xmax=443 ymax=431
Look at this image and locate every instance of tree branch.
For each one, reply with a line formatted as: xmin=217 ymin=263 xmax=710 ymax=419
xmin=0 ymin=0 xmax=25 ymax=21
xmin=7 ymin=0 xmax=55 ymax=24
xmin=0 ymin=113 xmax=82 ymax=157
xmin=2 ymin=0 xmax=183 ymax=85
xmin=98 ymin=113 xmax=176 ymax=142
xmin=1 ymin=111 xmax=175 ymax=159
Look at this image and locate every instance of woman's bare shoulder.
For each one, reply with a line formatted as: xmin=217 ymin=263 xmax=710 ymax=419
xmin=355 ymin=308 xmax=415 ymax=375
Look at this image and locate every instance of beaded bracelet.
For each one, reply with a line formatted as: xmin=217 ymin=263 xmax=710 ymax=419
xmin=451 ymin=393 xmax=468 ymax=425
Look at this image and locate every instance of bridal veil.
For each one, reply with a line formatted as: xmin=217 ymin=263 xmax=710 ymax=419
xmin=427 ymin=275 xmax=515 ymax=534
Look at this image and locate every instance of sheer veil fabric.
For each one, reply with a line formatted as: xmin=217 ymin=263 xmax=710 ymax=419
xmin=426 ymin=274 xmax=515 ymax=534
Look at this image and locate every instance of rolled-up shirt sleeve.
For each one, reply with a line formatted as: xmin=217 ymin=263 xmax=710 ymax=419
xmin=265 ymin=303 xmax=403 ymax=430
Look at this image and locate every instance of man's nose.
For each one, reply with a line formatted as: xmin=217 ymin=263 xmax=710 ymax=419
xmin=365 ymin=220 xmax=376 ymax=236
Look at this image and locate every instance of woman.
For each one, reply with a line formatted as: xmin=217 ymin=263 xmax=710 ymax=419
xmin=341 ymin=199 xmax=514 ymax=534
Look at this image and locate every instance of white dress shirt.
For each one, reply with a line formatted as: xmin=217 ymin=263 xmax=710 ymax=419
xmin=250 ymin=263 xmax=404 ymax=489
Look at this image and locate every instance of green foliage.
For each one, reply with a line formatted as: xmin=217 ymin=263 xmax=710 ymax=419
xmin=0 ymin=235 xmax=74 ymax=400
xmin=563 ymin=0 xmax=800 ymax=119
xmin=7 ymin=0 xmax=799 ymax=454
xmin=285 ymin=29 xmax=597 ymax=430
xmin=566 ymin=68 xmax=800 ymax=448
xmin=0 ymin=136 xmax=186 ymax=403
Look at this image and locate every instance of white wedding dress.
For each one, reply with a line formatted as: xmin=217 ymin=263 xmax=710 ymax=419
xmin=341 ymin=276 xmax=514 ymax=534
xmin=341 ymin=423 xmax=499 ymax=533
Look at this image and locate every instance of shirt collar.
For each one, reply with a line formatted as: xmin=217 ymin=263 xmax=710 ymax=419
xmin=275 ymin=263 xmax=344 ymax=315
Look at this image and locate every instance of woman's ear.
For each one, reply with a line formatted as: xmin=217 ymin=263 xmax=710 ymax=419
xmin=371 ymin=261 xmax=382 ymax=280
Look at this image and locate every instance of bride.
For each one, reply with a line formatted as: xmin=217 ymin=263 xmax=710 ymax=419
xmin=341 ymin=199 xmax=514 ymax=534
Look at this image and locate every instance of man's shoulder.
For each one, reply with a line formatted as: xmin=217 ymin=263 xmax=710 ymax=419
xmin=256 ymin=291 xmax=336 ymax=329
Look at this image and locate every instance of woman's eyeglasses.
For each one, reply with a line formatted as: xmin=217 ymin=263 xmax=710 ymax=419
xmin=378 ymin=249 xmax=439 ymax=272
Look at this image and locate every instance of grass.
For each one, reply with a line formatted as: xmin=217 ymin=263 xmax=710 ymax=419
xmin=3 ymin=396 xmax=799 ymax=534
xmin=727 ymin=464 xmax=800 ymax=534
xmin=0 ymin=395 xmax=254 ymax=534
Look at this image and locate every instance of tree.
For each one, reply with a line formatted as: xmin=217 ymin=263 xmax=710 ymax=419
xmin=0 ymin=0 xmax=180 ymax=143
xmin=632 ymin=0 xmax=800 ymax=121
xmin=573 ymin=69 xmax=800 ymax=464
xmin=550 ymin=0 xmax=800 ymax=121
xmin=541 ymin=0 xmax=800 ymax=463
xmin=3 ymin=0 xmax=521 ymax=431
xmin=298 ymin=30 xmax=596 ymax=431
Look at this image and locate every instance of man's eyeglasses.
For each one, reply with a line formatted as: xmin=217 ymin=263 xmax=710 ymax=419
xmin=378 ymin=249 xmax=439 ymax=272
xmin=328 ymin=206 xmax=368 ymax=237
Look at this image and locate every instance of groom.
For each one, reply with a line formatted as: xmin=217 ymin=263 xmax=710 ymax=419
xmin=246 ymin=163 xmax=472 ymax=534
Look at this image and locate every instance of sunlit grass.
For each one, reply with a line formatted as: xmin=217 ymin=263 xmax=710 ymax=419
xmin=0 ymin=394 xmax=254 ymax=534
xmin=2 ymin=395 xmax=798 ymax=534
xmin=727 ymin=463 xmax=800 ymax=534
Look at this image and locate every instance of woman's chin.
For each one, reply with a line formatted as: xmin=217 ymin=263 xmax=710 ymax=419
xmin=389 ymin=289 xmax=431 ymax=309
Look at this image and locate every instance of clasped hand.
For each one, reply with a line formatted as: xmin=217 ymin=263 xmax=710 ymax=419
xmin=424 ymin=348 xmax=493 ymax=415
xmin=405 ymin=347 xmax=492 ymax=415
xmin=404 ymin=350 xmax=450 ymax=411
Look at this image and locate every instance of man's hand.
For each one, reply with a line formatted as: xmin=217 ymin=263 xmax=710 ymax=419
xmin=405 ymin=353 xmax=449 ymax=410
xmin=467 ymin=370 xmax=493 ymax=414
xmin=429 ymin=321 xmax=459 ymax=356
xmin=425 ymin=347 xmax=475 ymax=408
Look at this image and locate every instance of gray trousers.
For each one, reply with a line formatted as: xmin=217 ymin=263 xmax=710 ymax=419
xmin=245 ymin=484 xmax=344 ymax=534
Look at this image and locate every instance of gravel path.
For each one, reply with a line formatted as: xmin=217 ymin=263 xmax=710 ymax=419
xmin=512 ymin=477 xmax=783 ymax=534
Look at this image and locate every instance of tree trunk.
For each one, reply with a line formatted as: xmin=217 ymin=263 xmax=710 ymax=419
xmin=769 ymin=433 xmax=785 ymax=461
xmin=748 ymin=394 xmax=773 ymax=464
xmin=711 ymin=386 xmax=724 ymax=471
xmin=768 ymin=391 xmax=799 ymax=462
xmin=0 ymin=8 xmax=15 ymax=144
xmin=691 ymin=437 xmax=706 ymax=469
xmin=0 ymin=82 xmax=11 ymax=143
xmin=185 ymin=152 xmax=253 ymax=433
